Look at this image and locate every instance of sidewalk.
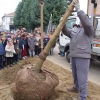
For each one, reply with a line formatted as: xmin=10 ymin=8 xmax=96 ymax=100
xmin=47 ymin=44 xmax=71 ymax=71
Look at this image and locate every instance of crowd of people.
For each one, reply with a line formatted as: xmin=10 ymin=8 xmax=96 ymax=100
xmin=0 ymin=27 xmax=56 ymax=70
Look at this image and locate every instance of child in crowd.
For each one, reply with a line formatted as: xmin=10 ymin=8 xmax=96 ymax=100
xmin=19 ymin=34 xmax=27 ymax=59
xmin=28 ymin=33 xmax=36 ymax=57
xmin=13 ymin=38 xmax=20 ymax=64
xmin=35 ymin=34 xmax=40 ymax=57
xmin=43 ymin=34 xmax=50 ymax=48
xmin=5 ymin=38 xmax=15 ymax=67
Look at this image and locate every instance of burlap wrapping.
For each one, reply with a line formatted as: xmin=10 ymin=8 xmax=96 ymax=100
xmin=15 ymin=64 xmax=59 ymax=100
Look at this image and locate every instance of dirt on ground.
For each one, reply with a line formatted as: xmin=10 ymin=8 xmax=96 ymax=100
xmin=0 ymin=57 xmax=100 ymax=100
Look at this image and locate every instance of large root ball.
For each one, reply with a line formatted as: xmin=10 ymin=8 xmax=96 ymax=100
xmin=15 ymin=64 xmax=59 ymax=100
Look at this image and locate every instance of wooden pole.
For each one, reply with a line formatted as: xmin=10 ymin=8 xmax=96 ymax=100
xmin=40 ymin=0 xmax=44 ymax=51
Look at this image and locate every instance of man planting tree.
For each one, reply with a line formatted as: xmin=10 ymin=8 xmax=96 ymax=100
xmin=62 ymin=0 xmax=95 ymax=100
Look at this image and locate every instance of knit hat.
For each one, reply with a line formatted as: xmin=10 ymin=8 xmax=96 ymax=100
xmin=8 ymin=38 xmax=12 ymax=42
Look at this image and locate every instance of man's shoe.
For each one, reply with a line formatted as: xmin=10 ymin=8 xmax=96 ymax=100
xmin=25 ymin=56 xmax=27 ymax=58
xmin=15 ymin=62 xmax=19 ymax=64
xmin=13 ymin=62 xmax=15 ymax=65
xmin=67 ymin=87 xmax=79 ymax=93
xmin=7 ymin=65 xmax=10 ymax=68
xmin=10 ymin=64 xmax=13 ymax=67
xmin=72 ymin=97 xmax=80 ymax=100
xmin=23 ymin=57 xmax=25 ymax=60
xmin=58 ymin=53 xmax=61 ymax=55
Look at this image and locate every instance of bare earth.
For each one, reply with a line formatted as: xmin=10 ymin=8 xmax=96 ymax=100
xmin=0 ymin=57 xmax=100 ymax=100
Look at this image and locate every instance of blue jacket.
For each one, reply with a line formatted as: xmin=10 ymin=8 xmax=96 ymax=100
xmin=43 ymin=37 xmax=50 ymax=47
xmin=19 ymin=38 xmax=27 ymax=49
xmin=0 ymin=43 xmax=5 ymax=55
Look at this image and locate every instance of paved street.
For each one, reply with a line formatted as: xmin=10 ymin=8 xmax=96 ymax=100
xmin=47 ymin=44 xmax=100 ymax=86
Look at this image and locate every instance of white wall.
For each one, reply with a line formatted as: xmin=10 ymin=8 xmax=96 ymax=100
xmin=2 ymin=16 xmax=13 ymax=30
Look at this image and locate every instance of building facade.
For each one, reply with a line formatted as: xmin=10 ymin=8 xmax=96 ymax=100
xmin=2 ymin=12 xmax=15 ymax=31
xmin=87 ymin=0 xmax=100 ymax=16
xmin=87 ymin=0 xmax=100 ymax=37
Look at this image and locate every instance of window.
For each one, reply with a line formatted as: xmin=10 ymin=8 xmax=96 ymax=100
xmin=10 ymin=18 xmax=13 ymax=23
xmin=66 ymin=18 xmax=76 ymax=29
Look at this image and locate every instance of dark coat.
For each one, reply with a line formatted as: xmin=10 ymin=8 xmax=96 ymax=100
xmin=0 ymin=43 xmax=5 ymax=55
xmin=19 ymin=38 xmax=27 ymax=49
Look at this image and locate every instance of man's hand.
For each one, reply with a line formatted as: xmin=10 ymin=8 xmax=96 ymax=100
xmin=73 ymin=0 xmax=80 ymax=12
xmin=60 ymin=17 xmax=63 ymax=22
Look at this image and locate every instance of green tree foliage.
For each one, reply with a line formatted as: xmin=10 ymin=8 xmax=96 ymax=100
xmin=30 ymin=0 xmax=40 ymax=29
xmin=45 ymin=0 xmax=68 ymax=25
xmin=66 ymin=0 xmax=73 ymax=4
xmin=13 ymin=1 xmax=23 ymax=27
xmin=21 ymin=0 xmax=32 ymax=28
xmin=14 ymin=0 xmax=70 ymax=29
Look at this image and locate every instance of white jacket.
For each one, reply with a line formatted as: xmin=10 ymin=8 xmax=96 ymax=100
xmin=35 ymin=37 xmax=40 ymax=46
xmin=5 ymin=44 xmax=15 ymax=57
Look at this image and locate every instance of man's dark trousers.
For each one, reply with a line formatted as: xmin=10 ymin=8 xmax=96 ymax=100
xmin=71 ymin=57 xmax=90 ymax=100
